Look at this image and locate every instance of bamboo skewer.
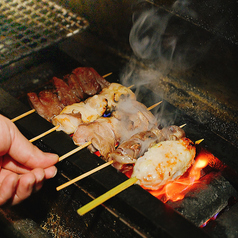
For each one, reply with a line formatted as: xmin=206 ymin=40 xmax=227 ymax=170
xmin=59 ymin=141 xmax=92 ymax=162
xmin=56 ymin=160 xmax=114 ymax=191
xmin=29 ymin=125 xmax=60 ymax=143
xmin=77 ymin=177 xmax=138 ymax=216
xmin=147 ymin=101 xmax=162 ymax=111
xmin=195 ymin=139 xmax=204 ymax=144
xmin=128 ymin=85 xmax=134 ymax=89
xmin=11 ymin=109 xmax=36 ymax=122
xmin=102 ymin=72 xmax=112 ymax=78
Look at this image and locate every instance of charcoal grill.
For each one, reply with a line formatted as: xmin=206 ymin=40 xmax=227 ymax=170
xmin=0 ymin=0 xmax=238 ymax=237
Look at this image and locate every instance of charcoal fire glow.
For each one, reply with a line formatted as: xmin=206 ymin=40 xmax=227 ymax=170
xmin=149 ymin=150 xmax=209 ymax=203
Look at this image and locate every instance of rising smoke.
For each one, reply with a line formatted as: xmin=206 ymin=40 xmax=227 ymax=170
xmin=120 ymin=0 xmax=210 ymax=126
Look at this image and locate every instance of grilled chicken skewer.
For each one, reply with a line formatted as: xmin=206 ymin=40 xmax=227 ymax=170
xmin=52 ymin=83 xmax=136 ymax=134
xmin=108 ymin=125 xmax=185 ymax=171
xmin=27 ymin=68 xmax=111 ymax=122
xmin=77 ymin=138 xmax=196 ymax=216
xmin=73 ymin=98 xmax=157 ymax=158
xmin=56 ymin=125 xmax=185 ymax=191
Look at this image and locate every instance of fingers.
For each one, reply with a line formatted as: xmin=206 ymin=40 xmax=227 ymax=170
xmin=0 ymin=115 xmax=59 ymax=169
xmin=0 ymin=173 xmax=19 ymax=206
xmin=0 ymin=167 xmax=58 ymax=206
xmin=44 ymin=166 xmax=58 ymax=180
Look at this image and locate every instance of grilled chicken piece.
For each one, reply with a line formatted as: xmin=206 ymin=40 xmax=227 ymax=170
xmin=73 ymin=117 xmax=120 ymax=158
xmin=52 ymin=95 xmax=108 ymax=134
xmin=73 ymin=98 xmax=157 ymax=158
xmin=100 ymin=83 xmax=136 ymax=109
xmin=108 ymin=125 xmax=185 ymax=171
xmin=112 ymin=99 xmax=157 ymax=142
xmin=52 ymin=83 xmax=136 ymax=134
xmin=131 ymin=138 xmax=196 ymax=190
xmin=27 ymin=91 xmax=64 ymax=121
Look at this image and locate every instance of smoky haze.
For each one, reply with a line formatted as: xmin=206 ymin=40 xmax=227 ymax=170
xmin=120 ymin=0 xmax=211 ymax=127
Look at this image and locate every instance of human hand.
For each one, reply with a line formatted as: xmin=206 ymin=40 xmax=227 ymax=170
xmin=0 ymin=115 xmax=59 ymax=206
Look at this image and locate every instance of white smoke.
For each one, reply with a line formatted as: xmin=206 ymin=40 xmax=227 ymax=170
xmin=120 ymin=0 xmax=210 ymax=126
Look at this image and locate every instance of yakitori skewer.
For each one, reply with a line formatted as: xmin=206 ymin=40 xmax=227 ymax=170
xmin=77 ymin=137 xmax=202 ymax=216
xmin=77 ymin=177 xmax=138 ymax=216
xmin=56 ymin=160 xmax=114 ymax=191
xmin=57 ymin=123 xmax=184 ymax=192
xmin=10 ymin=72 xmax=112 ymax=123
xmin=11 ymin=109 xmax=36 ymax=122
xmin=29 ymin=125 xmax=60 ymax=143
xmin=56 ymin=100 xmax=163 ymax=189
xmin=58 ymin=141 xmax=92 ymax=162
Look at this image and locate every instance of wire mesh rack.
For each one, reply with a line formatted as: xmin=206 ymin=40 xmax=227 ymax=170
xmin=0 ymin=0 xmax=89 ymax=68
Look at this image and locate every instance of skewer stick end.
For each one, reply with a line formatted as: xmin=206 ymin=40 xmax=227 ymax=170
xmin=77 ymin=177 xmax=138 ymax=216
xmin=147 ymin=101 xmax=162 ymax=111
xmin=195 ymin=139 xmax=204 ymax=144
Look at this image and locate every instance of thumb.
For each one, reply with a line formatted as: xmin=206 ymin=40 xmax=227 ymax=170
xmin=0 ymin=115 xmax=59 ymax=169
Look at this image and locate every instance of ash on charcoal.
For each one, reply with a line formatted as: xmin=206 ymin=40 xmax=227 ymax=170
xmin=167 ymin=172 xmax=238 ymax=227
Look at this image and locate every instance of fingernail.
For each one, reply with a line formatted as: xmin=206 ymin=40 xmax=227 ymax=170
xmin=51 ymin=167 xmax=58 ymax=178
xmin=46 ymin=153 xmax=59 ymax=161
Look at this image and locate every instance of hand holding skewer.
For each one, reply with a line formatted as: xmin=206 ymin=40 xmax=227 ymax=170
xmin=0 ymin=115 xmax=58 ymax=206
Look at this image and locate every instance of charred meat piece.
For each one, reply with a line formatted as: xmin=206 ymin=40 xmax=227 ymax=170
xmin=27 ymin=91 xmax=63 ymax=121
xmin=53 ymin=77 xmax=80 ymax=106
xmin=73 ymin=67 xmax=101 ymax=96
xmin=132 ymin=138 xmax=196 ymax=190
xmin=64 ymin=74 xmax=85 ymax=100
xmin=89 ymin=67 xmax=110 ymax=89
xmin=108 ymin=125 xmax=185 ymax=171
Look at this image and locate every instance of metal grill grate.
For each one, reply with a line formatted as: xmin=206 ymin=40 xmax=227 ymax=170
xmin=0 ymin=0 xmax=89 ymax=67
